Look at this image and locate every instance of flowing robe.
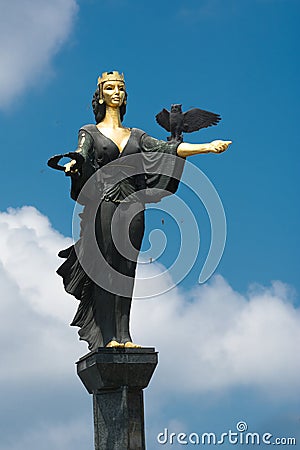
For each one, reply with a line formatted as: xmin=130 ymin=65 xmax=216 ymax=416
xmin=57 ymin=125 xmax=184 ymax=349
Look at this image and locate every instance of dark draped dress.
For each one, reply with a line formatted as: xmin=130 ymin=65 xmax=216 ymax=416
xmin=57 ymin=125 xmax=184 ymax=350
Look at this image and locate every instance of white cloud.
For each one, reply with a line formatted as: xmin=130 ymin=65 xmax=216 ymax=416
xmin=0 ymin=206 xmax=85 ymax=383
xmin=1 ymin=419 xmax=92 ymax=450
xmin=1 ymin=205 xmax=299 ymax=399
xmin=0 ymin=0 xmax=78 ymax=108
xmin=0 ymin=206 xmax=74 ymax=322
xmin=0 ymin=205 xmax=299 ymax=448
xmin=133 ymin=268 xmax=300 ymax=397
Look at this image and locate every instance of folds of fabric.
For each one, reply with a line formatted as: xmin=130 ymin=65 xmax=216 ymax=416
xmin=57 ymin=125 xmax=184 ymax=349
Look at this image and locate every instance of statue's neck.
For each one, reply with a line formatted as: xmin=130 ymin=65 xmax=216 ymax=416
xmin=101 ymin=106 xmax=122 ymax=128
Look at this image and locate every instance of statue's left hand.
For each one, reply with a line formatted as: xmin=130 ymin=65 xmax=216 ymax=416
xmin=64 ymin=159 xmax=78 ymax=174
xmin=47 ymin=152 xmax=84 ymax=173
xmin=209 ymin=140 xmax=232 ymax=153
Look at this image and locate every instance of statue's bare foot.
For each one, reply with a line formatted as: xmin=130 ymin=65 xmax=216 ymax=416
xmin=124 ymin=341 xmax=142 ymax=348
xmin=106 ymin=340 xmax=125 ymax=348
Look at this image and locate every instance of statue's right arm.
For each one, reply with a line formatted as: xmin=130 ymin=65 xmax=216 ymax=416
xmin=64 ymin=130 xmax=94 ymax=174
xmin=67 ymin=130 xmax=95 ymax=202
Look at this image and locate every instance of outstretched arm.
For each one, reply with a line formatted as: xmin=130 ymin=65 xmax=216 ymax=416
xmin=177 ymin=140 xmax=232 ymax=158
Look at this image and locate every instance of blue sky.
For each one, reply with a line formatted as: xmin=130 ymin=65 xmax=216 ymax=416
xmin=0 ymin=0 xmax=299 ymax=449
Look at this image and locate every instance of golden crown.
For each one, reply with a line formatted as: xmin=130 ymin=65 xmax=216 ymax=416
xmin=97 ymin=71 xmax=125 ymax=85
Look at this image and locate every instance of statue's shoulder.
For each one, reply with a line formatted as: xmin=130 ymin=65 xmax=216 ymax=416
xmin=79 ymin=123 xmax=98 ymax=135
xmin=132 ymin=127 xmax=147 ymax=141
xmin=132 ymin=127 xmax=145 ymax=134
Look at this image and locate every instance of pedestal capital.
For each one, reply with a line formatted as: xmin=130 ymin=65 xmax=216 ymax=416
xmin=77 ymin=347 xmax=158 ymax=394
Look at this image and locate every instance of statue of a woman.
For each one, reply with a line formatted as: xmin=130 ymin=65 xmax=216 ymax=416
xmin=55 ymin=71 xmax=231 ymax=350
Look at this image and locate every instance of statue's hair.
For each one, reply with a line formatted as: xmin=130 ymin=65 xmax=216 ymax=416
xmin=92 ymin=87 xmax=128 ymax=124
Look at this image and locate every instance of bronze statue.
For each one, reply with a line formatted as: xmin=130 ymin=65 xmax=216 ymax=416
xmin=48 ymin=71 xmax=231 ymax=350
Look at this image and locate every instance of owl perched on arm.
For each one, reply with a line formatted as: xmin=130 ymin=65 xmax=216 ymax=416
xmin=156 ymin=104 xmax=221 ymax=142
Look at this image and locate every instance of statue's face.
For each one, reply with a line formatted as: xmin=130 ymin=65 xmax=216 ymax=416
xmin=102 ymin=80 xmax=126 ymax=107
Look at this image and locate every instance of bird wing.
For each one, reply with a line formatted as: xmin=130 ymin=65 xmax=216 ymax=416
xmin=155 ymin=108 xmax=171 ymax=132
xmin=182 ymin=108 xmax=221 ymax=132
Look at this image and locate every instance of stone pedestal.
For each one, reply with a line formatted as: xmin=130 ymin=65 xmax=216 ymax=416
xmin=77 ymin=348 xmax=158 ymax=450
